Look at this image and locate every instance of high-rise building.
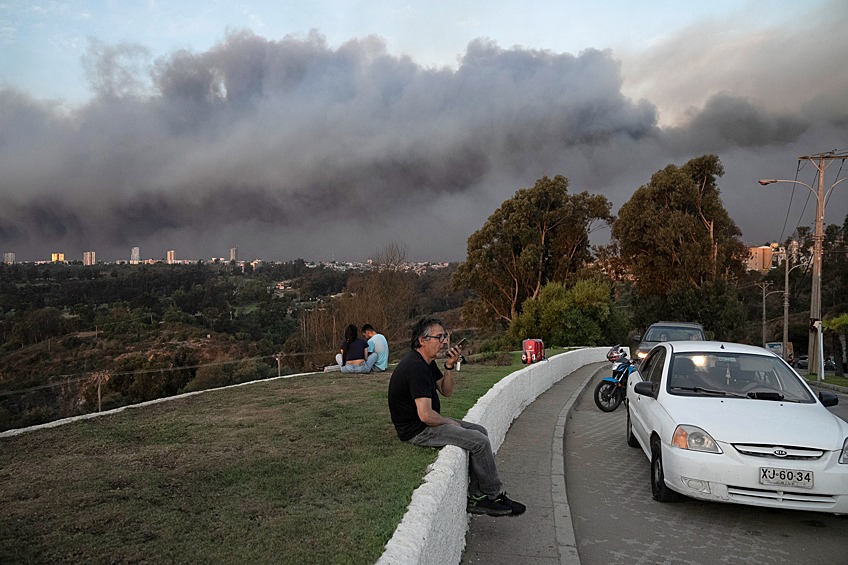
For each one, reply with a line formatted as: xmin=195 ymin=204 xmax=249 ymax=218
xmin=51 ymin=253 xmax=65 ymax=263
xmin=2 ymin=252 xmax=14 ymax=264
xmin=229 ymin=246 xmax=238 ymax=262
xmin=746 ymin=245 xmax=774 ymax=272
xmin=167 ymin=250 xmax=175 ymax=264
xmin=131 ymin=247 xmax=140 ymax=265
xmin=83 ymin=251 xmax=96 ymax=266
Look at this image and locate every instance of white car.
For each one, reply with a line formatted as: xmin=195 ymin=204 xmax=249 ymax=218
xmin=626 ymin=340 xmax=848 ymax=513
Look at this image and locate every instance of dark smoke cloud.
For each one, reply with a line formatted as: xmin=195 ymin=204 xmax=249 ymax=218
xmin=1 ymin=18 xmax=847 ymax=262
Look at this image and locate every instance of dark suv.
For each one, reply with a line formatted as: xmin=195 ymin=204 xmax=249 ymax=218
xmin=633 ymin=321 xmax=706 ymax=362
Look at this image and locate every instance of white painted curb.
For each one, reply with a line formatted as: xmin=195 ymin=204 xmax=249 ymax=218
xmin=376 ymin=347 xmax=609 ymax=565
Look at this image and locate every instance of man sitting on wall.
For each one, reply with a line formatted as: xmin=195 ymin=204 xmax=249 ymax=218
xmin=387 ymin=317 xmax=526 ymax=517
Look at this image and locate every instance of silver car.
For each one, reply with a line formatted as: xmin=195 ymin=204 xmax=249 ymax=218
xmin=633 ymin=321 xmax=705 ymax=362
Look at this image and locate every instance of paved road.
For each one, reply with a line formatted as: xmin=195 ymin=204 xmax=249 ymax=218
xmin=564 ymin=379 xmax=848 ymax=565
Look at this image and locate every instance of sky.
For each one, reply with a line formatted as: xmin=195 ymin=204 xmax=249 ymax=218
xmin=1 ymin=0 xmax=847 ymax=262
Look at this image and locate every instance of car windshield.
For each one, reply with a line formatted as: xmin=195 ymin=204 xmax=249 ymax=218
xmin=645 ymin=326 xmax=704 ymax=342
xmin=666 ymin=352 xmax=815 ymax=403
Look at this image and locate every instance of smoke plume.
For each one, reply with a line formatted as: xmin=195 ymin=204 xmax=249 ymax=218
xmin=2 ymin=12 xmax=847 ymax=262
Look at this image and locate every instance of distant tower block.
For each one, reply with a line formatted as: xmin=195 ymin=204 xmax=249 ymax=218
xmin=230 ymin=246 xmax=238 ymax=262
xmin=131 ymin=247 xmax=140 ymax=265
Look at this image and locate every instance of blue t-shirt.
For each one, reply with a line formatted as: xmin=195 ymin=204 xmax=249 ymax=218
xmin=367 ymin=333 xmax=390 ymax=370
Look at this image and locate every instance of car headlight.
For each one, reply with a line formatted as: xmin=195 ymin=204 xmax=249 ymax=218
xmin=840 ymin=438 xmax=848 ymax=464
xmin=672 ymin=425 xmax=722 ymax=453
xmin=637 ymin=351 xmax=648 ymax=360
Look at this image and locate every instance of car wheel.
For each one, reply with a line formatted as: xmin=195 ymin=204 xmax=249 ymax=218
xmin=650 ymin=441 xmax=681 ymax=502
xmin=626 ymin=408 xmax=639 ymax=448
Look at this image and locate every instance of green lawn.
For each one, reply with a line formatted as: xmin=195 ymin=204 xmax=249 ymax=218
xmin=805 ymin=373 xmax=848 ymax=389
xmin=1 ymin=353 xmax=531 ymax=564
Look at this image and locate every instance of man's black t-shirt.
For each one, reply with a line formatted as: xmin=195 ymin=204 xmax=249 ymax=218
xmin=387 ymin=349 xmax=444 ymax=441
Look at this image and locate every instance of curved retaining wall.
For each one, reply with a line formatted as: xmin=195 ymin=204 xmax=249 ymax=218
xmin=377 ymin=347 xmax=609 ymax=565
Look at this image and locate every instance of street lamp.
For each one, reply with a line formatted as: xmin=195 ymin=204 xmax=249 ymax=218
xmin=776 ymin=248 xmax=808 ymax=363
xmin=758 ymin=282 xmax=782 ymax=348
xmin=759 ymin=153 xmax=848 ymax=378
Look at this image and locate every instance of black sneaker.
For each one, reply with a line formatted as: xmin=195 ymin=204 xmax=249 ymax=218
xmin=467 ymin=494 xmax=512 ymax=516
xmin=495 ymin=492 xmax=526 ymax=516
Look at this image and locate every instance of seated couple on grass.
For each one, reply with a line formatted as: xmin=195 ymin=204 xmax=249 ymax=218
xmin=329 ymin=323 xmax=389 ymax=373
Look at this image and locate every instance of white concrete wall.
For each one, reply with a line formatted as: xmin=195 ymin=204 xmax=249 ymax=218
xmin=377 ymin=347 xmax=609 ymax=565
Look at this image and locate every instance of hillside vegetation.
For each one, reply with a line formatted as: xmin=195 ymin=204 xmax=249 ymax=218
xmin=0 ymin=260 xmax=469 ymax=432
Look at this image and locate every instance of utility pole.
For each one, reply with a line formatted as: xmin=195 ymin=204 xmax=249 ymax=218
xmin=782 ymin=248 xmax=790 ymax=361
xmin=757 ymin=282 xmax=772 ymax=349
xmin=759 ymin=149 xmax=848 ymax=378
xmin=808 ymin=153 xmax=825 ymax=378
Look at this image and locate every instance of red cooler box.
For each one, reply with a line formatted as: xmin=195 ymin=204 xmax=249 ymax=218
xmin=521 ymin=339 xmax=545 ymax=364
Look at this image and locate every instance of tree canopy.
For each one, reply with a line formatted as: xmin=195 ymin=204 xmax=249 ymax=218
xmin=610 ymin=155 xmax=750 ymax=337
xmin=612 ymin=155 xmax=748 ymax=297
xmin=508 ymin=279 xmax=628 ymax=347
xmin=454 ymin=175 xmax=612 ymax=325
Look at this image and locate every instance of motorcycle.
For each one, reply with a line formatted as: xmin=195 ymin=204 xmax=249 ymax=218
xmin=594 ymin=346 xmax=635 ymax=412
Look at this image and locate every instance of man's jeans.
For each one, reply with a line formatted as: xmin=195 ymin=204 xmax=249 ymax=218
xmin=408 ymin=419 xmax=503 ymax=498
xmin=363 ymin=352 xmax=385 ymax=372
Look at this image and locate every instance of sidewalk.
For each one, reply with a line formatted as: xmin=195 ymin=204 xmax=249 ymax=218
xmin=461 ymin=361 xmax=607 ymax=565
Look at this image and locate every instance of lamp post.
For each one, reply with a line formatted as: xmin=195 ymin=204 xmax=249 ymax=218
xmin=759 ymin=151 xmax=848 ymax=378
xmin=777 ymin=247 xmax=807 ymax=362
xmin=757 ymin=282 xmax=781 ymax=348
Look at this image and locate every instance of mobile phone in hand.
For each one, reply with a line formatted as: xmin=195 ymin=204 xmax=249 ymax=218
xmin=455 ymin=337 xmax=468 ymax=347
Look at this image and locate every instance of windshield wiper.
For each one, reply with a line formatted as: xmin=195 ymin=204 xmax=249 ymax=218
xmin=745 ymin=391 xmax=785 ymax=401
xmin=669 ymin=386 xmax=746 ymax=398
xmin=671 ymin=386 xmax=788 ymax=401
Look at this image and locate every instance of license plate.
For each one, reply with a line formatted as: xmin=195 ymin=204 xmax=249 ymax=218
xmin=759 ymin=467 xmax=814 ymax=489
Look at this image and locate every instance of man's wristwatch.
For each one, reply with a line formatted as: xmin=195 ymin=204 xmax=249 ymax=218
xmin=444 ymin=363 xmax=455 ymax=371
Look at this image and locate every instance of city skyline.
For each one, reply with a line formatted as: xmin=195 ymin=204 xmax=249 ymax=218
xmin=1 ymin=245 xmax=247 ymax=264
xmin=2 ymin=239 xmax=804 ymax=270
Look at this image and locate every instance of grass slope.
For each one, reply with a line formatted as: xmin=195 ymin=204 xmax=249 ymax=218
xmin=1 ymin=355 xmax=524 ymax=564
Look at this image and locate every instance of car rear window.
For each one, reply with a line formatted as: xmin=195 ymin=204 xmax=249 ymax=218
xmin=645 ymin=325 xmax=705 ymax=342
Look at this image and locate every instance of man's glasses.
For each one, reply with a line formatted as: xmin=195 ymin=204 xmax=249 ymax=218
xmin=423 ymin=333 xmax=449 ymax=342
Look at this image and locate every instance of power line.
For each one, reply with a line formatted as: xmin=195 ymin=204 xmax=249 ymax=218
xmin=0 ymin=348 xmax=339 ymax=398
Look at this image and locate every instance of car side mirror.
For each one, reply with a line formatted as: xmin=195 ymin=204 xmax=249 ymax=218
xmin=634 ymin=380 xmax=656 ymax=398
xmin=633 ymin=335 xmax=642 ymax=342
xmin=818 ymin=390 xmax=838 ymax=408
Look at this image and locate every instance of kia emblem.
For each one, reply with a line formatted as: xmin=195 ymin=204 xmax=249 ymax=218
xmin=773 ymin=448 xmax=788 ymax=457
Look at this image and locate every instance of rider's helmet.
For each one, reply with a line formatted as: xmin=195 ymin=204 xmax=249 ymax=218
xmin=606 ymin=345 xmax=626 ymax=363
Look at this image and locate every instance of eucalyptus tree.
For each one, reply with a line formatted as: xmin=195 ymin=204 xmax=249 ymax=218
xmin=612 ymin=155 xmax=749 ymax=338
xmin=454 ymin=175 xmax=612 ymax=326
